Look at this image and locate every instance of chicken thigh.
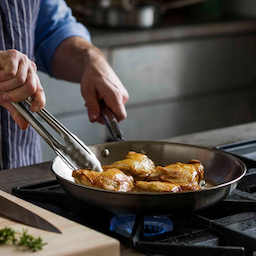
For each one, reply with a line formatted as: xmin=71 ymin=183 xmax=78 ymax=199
xmin=104 ymin=151 xmax=157 ymax=180
xmin=148 ymin=159 xmax=204 ymax=191
xmin=72 ymin=167 xmax=134 ymax=192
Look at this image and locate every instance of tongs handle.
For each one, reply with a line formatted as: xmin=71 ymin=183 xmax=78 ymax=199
xmin=10 ymin=101 xmax=57 ymax=148
xmin=24 ymin=99 xmax=74 ymax=143
xmin=99 ymin=100 xmax=125 ymax=142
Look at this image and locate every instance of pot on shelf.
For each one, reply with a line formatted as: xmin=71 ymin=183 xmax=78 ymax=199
xmin=74 ymin=0 xmax=210 ymax=28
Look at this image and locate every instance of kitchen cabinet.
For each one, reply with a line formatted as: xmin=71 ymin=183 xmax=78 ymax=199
xmin=38 ymin=22 xmax=256 ymax=162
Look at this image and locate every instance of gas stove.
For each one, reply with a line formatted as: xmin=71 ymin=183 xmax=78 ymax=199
xmin=11 ymin=140 xmax=256 ymax=256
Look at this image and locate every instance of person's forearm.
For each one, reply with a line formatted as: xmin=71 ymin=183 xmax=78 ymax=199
xmin=51 ymin=36 xmax=103 ymax=82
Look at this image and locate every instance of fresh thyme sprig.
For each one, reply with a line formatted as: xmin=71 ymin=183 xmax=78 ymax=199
xmin=0 ymin=227 xmax=47 ymax=252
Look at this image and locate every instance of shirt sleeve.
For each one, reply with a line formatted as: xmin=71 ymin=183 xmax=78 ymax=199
xmin=34 ymin=0 xmax=91 ymax=76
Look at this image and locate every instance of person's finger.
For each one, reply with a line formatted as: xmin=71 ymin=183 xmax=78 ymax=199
xmin=0 ymin=95 xmax=29 ymax=130
xmin=82 ymin=83 xmax=100 ymax=122
xmin=98 ymin=78 xmax=128 ymax=122
xmin=0 ymin=61 xmax=29 ymax=94
xmin=1 ymin=66 xmax=36 ymax=102
xmin=30 ymin=74 xmax=45 ymax=112
xmin=84 ymin=100 xmax=104 ymax=124
xmin=9 ymin=105 xmax=29 ymax=130
xmin=103 ymin=96 xmax=127 ymax=122
xmin=122 ymin=88 xmax=129 ymax=104
xmin=0 ymin=50 xmax=20 ymax=81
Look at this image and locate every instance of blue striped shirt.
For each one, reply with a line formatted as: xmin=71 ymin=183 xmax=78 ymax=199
xmin=0 ymin=0 xmax=91 ymax=169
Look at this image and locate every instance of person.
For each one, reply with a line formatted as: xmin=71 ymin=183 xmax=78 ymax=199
xmin=0 ymin=0 xmax=129 ymax=170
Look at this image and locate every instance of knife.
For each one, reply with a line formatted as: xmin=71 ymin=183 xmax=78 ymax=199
xmin=0 ymin=193 xmax=61 ymax=233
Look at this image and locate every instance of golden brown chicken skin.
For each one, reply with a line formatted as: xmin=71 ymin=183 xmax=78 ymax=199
xmin=72 ymin=152 xmax=205 ymax=193
xmin=104 ymin=151 xmax=156 ymax=180
xmin=72 ymin=168 xmax=134 ymax=192
xmin=135 ymin=181 xmax=181 ymax=193
xmin=148 ymin=159 xmax=204 ymax=191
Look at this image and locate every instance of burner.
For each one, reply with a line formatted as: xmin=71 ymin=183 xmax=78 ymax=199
xmin=110 ymin=214 xmax=173 ymax=237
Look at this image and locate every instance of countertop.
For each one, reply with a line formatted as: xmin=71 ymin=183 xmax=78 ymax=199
xmin=2 ymin=121 xmax=256 ymax=255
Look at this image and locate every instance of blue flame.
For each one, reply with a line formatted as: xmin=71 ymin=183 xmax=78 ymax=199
xmin=110 ymin=214 xmax=173 ymax=237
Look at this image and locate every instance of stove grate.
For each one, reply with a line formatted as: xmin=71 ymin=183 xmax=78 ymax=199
xmin=11 ymin=171 xmax=256 ymax=256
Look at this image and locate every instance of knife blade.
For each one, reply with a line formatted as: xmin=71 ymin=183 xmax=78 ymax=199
xmin=0 ymin=194 xmax=61 ymax=233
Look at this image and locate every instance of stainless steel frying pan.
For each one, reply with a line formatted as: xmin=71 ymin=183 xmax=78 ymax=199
xmin=12 ymin=99 xmax=246 ymax=214
xmin=51 ymin=140 xmax=246 ymax=214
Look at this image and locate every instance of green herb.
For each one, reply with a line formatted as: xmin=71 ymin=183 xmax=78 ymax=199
xmin=0 ymin=227 xmax=17 ymax=244
xmin=0 ymin=227 xmax=47 ymax=252
xmin=19 ymin=229 xmax=47 ymax=252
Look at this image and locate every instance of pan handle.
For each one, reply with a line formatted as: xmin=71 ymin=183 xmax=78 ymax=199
xmin=99 ymin=100 xmax=125 ymax=142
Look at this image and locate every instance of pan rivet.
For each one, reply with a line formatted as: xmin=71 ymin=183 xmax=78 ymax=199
xmin=101 ymin=148 xmax=110 ymax=157
xmin=141 ymin=148 xmax=149 ymax=154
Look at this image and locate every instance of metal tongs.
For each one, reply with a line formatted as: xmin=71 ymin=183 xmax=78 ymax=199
xmin=11 ymin=99 xmax=103 ymax=172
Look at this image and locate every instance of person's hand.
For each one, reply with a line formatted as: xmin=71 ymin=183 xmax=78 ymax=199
xmin=0 ymin=49 xmax=46 ymax=129
xmin=80 ymin=48 xmax=129 ymax=124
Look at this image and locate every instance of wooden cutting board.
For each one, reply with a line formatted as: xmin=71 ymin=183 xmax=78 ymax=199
xmin=0 ymin=190 xmax=120 ymax=256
